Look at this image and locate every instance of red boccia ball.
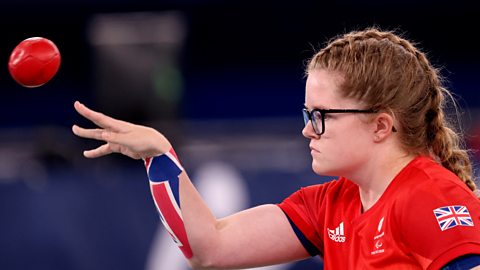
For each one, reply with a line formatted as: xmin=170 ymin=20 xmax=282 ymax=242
xmin=8 ymin=37 xmax=61 ymax=88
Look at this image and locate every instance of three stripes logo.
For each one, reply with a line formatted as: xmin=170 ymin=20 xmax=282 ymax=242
xmin=328 ymin=222 xmax=346 ymax=242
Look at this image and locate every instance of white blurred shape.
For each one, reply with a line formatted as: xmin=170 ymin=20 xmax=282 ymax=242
xmin=195 ymin=161 xmax=249 ymax=217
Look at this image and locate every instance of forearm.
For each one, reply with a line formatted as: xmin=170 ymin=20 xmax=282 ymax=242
xmin=144 ymin=150 xmax=221 ymax=267
xmin=179 ymin=173 xmax=223 ymax=268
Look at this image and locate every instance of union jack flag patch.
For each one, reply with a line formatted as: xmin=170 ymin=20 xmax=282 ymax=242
xmin=433 ymin=205 xmax=474 ymax=231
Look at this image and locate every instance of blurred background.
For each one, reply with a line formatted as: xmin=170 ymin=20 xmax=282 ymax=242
xmin=0 ymin=1 xmax=478 ymax=269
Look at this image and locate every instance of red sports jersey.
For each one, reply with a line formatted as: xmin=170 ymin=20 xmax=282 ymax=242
xmin=278 ymin=156 xmax=480 ymax=269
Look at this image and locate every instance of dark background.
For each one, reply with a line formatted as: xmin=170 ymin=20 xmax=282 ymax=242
xmin=0 ymin=1 xmax=478 ymax=125
xmin=0 ymin=1 xmax=478 ymax=270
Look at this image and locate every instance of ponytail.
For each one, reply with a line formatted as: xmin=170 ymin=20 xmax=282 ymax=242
xmin=426 ymin=89 xmax=477 ymax=192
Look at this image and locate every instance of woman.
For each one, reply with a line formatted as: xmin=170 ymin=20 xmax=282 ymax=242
xmin=72 ymin=28 xmax=480 ymax=269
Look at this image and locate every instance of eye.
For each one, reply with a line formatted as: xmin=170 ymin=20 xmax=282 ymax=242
xmin=312 ymin=110 xmax=323 ymax=121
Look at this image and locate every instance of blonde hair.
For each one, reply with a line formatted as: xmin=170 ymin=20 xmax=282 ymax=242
xmin=307 ymin=28 xmax=476 ymax=191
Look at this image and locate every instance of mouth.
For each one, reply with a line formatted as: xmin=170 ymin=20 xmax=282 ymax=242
xmin=309 ymin=144 xmax=320 ymax=153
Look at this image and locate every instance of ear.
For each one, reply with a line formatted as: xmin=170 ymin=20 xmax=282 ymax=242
xmin=372 ymin=113 xmax=395 ymax=142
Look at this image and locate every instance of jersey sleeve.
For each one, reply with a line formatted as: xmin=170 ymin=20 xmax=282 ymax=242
xmin=396 ymin=178 xmax=480 ymax=270
xmin=277 ymin=184 xmax=328 ymax=256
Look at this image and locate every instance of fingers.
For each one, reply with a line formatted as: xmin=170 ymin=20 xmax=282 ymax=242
xmin=72 ymin=125 xmax=108 ymax=141
xmin=74 ymin=101 xmax=129 ymax=132
xmin=72 ymin=124 xmax=134 ymax=149
xmin=83 ymin=144 xmax=113 ymax=158
xmin=72 ymin=125 xmax=114 ymax=158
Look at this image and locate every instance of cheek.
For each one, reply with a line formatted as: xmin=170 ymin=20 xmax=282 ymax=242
xmin=311 ymin=122 xmax=370 ymax=174
xmin=334 ymin=124 xmax=370 ymax=155
xmin=311 ymin=142 xmax=366 ymax=176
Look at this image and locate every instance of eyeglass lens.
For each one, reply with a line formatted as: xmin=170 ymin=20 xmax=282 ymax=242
xmin=303 ymin=109 xmax=322 ymax=134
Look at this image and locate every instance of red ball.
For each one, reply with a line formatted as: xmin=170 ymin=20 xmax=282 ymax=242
xmin=8 ymin=37 xmax=61 ymax=88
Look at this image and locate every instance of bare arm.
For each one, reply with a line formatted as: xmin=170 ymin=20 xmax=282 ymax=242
xmin=72 ymin=101 xmax=310 ymax=269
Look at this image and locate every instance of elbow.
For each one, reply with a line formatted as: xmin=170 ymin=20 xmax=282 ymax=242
xmin=187 ymin=256 xmax=217 ymax=270
xmin=188 ymin=249 xmax=226 ymax=270
xmin=187 ymin=224 xmax=226 ymax=269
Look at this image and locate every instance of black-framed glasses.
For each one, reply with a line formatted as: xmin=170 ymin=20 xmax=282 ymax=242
xmin=303 ymin=106 xmax=378 ymax=135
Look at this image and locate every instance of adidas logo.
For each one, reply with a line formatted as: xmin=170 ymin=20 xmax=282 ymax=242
xmin=328 ymin=222 xmax=346 ymax=242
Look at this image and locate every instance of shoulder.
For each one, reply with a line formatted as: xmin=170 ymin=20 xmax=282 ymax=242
xmin=291 ymin=177 xmax=356 ymax=202
xmin=279 ymin=177 xmax=356 ymax=213
xmin=279 ymin=177 xmax=358 ymax=226
xmin=390 ymin=156 xmax=480 ymax=231
xmin=388 ymin=158 xmax=480 ymax=269
xmin=394 ymin=156 xmax=477 ymax=205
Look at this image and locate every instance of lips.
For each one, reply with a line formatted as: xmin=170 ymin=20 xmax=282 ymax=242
xmin=309 ymin=144 xmax=320 ymax=153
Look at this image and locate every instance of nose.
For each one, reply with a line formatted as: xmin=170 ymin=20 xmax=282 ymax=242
xmin=302 ymin=120 xmax=320 ymax=139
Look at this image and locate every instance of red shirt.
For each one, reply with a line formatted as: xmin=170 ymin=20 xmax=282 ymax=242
xmin=278 ymin=156 xmax=480 ymax=269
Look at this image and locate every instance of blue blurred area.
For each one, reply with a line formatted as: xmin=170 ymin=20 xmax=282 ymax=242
xmin=0 ymin=166 xmax=157 ymax=270
xmin=0 ymin=1 xmax=479 ymax=270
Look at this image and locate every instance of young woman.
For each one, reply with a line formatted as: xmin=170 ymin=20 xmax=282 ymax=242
xmin=72 ymin=28 xmax=480 ymax=269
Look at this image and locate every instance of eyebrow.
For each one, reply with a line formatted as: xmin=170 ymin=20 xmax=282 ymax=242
xmin=304 ymin=104 xmax=328 ymax=110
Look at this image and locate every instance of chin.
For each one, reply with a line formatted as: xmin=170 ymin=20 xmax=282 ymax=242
xmin=312 ymin=162 xmax=327 ymax=175
xmin=312 ymin=161 xmax=339 ymax=177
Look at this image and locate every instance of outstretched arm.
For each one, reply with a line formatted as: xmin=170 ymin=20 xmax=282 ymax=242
xmin=72 ymin=101 xmax=311 ymax=269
